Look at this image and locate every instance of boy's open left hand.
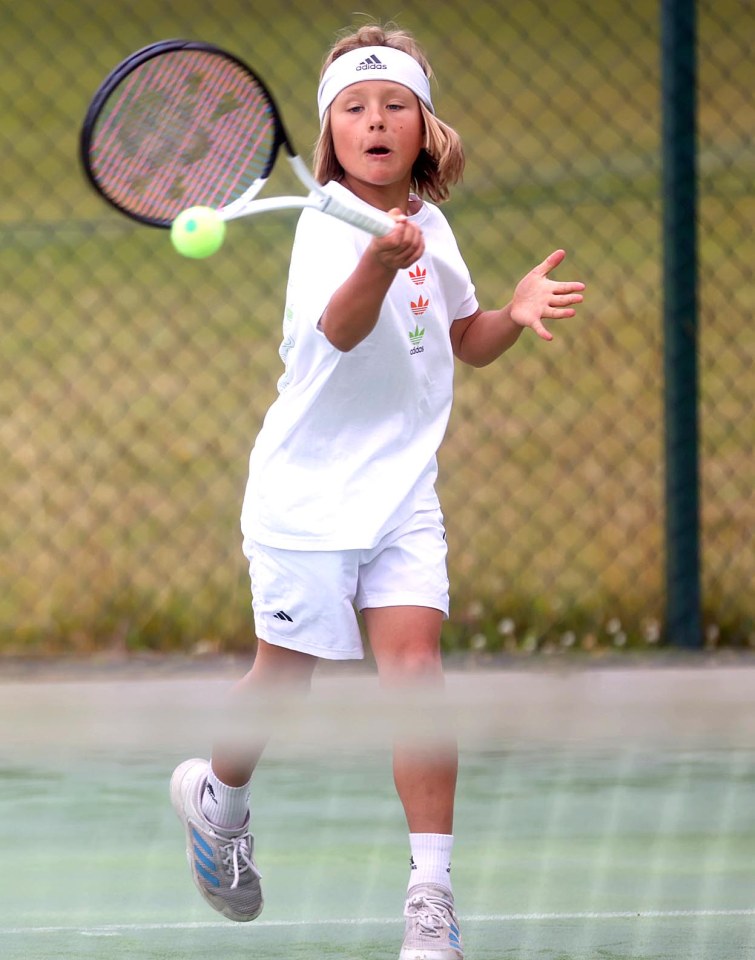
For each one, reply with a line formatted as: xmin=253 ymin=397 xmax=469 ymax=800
xmin=370 ymin=209 xmax=425 ymax=272
xmin=510 ymin=249 xmax=585 ymax=341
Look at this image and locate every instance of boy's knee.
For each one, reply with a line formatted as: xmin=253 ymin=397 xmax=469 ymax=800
xmin=379 ymin=644 xmax=444 ymax=684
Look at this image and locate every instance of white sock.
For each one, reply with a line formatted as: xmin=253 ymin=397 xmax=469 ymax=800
xmin=408 ymin=833 xmax=454 ymax=893
xmin=201 ymin=766 xmax=250 ymax=831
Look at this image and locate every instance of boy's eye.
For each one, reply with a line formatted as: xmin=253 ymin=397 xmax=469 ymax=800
xmin=344 ymin=103 xmax=404 ymax=114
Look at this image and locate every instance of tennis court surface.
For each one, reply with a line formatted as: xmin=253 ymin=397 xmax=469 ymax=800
xmin=2 ymin=660 xmax=754 ymax=959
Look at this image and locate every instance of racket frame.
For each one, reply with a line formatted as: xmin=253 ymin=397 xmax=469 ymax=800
xmin=80 ymin=39 xmax=395 ymax=237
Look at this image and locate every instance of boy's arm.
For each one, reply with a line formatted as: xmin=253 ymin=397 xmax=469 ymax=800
xmin=319 ymin=213 xmax=425 ymax=352
xmin=451 ymin=249 xmax=585 ymax=368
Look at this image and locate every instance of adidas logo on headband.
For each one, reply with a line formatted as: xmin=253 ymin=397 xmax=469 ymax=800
xmin=356 ymin=54 xmax=387 ymax=71
xmin=317 ymin=46 xmax=435 ymax=122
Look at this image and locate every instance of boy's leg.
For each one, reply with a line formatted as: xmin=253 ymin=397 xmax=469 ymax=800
xmin=364 ymin=605 xmax=457 ymax=834
xmin=211 ymin=638 xmax=319 ymax=786
xmin=171 ymin=640 xmax=318 ymax=922
xmin=364 ymin=605 xmax=463 ymax=959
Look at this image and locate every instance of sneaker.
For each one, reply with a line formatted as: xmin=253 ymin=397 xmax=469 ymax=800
xmin=170 ymin=758 xmax=263 ymax=922
xmin=400 ymin=883 xmax=464 ymax=960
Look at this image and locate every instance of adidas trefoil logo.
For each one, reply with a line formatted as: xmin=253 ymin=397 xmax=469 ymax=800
xmin=409 ymin=323 xmax=425 ymax=356
xmin=409 ymin=265 xmax=426 ymax=285
xmin=411 ymin=295 xmax=429 ymax=316
xmin=356 ymin=54 xmax=387 ymax=71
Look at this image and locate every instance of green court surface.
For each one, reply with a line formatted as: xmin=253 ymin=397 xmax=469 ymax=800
xmin=1 ymin=663 xmax=754 ymax=959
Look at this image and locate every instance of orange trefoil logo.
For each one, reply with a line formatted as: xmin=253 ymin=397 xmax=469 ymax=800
xmin=411 ymin=295 xmax=429 ymax=316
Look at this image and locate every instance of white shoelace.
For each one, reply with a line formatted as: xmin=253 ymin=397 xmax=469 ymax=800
xmin=405 ymin=893 xmax=454 ymax=939
xmin=220 ymin=835 xmax=261 ymax=890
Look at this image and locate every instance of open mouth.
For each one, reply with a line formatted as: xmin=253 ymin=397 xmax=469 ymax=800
xmin=366 ymin=146 xmax=391 ymax=156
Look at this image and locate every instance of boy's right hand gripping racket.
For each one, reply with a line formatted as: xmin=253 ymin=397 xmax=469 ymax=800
xmin=80 ymin=39 xmax=396 ymax=236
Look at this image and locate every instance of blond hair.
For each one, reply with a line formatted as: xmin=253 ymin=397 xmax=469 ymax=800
xmin=312 ymin=24 xmax=465 ymax=204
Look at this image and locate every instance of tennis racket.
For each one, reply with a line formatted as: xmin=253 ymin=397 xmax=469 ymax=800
xmin=80 ymin=39 xmax=395 ymax=236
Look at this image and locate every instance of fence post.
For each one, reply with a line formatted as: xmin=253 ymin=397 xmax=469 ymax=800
xmin=660 ymin=0 xmax=702 ymax=648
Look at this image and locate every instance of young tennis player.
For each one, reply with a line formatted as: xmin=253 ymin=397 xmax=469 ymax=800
xmin=171 ymin=23 xmax=584 ymax=959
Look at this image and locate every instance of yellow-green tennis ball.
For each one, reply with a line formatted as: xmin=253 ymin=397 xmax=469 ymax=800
xmin=171 ymin=206 xmax=226 ymax=259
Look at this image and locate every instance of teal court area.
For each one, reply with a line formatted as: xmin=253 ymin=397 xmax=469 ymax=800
xmin=1 ymin=663 xmax=754 ymax=959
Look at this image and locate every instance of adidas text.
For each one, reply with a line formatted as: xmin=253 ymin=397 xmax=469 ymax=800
xmin=410 ymin=346 xmax=425 ymax=355
xmin=357 ymin=55 xmax=386 ymax=71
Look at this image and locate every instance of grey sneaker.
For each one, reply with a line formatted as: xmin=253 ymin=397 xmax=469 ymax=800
xmin=170 ymin=758 xmax=263 ymax=922
xmin=400 ymin=883 xmax=464 ymax=959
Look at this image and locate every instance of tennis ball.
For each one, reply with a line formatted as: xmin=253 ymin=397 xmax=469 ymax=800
xmin=170 ymin=206 xmax=226 ymax=259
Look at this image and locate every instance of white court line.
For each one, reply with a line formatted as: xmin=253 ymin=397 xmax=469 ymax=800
xmin=3 ymin=908 xmax=754 ymax=936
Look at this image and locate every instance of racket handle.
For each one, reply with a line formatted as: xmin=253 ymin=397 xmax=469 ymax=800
xmin=318 ymin=193 xmax=396 ymax=237
xmin=287 ymin=155 xmax=395 ymax=237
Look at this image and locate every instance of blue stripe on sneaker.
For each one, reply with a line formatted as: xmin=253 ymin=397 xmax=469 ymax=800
xmin=195 ymin=860 xmax=221 ymax=887
xmin=193 ymin=842 xmax=215 ymax=872
xmin=191 ymin=827 xmax=218 ymax=880
xmin=449 ymin=923 xmax=461 ymax=946
xmin=191 ymin=827 xmax=213 ymax=857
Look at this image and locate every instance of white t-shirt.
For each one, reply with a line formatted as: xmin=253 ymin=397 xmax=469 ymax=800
xmin=241 ymin=181 xmax=478 ymax=550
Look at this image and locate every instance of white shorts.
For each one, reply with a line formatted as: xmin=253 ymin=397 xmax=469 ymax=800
xmin=243 ymin=508 xmax=449 ymax=660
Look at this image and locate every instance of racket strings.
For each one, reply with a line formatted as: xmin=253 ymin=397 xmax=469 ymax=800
xmin=88 ymin=49 xmax=278 ymax=223
xmin=96 ymin=55 xmax=212 ymax=213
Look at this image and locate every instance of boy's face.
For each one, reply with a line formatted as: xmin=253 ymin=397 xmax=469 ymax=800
xmin=329 ymin=81 xmax=424 ymax=197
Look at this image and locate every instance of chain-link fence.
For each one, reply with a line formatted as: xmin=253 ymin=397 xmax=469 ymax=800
xmin=1 ymin=0 xmax=752 ymax=657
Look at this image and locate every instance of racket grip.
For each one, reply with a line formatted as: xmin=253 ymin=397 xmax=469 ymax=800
xmin=320 ymin=194 xmax=396 ymax=237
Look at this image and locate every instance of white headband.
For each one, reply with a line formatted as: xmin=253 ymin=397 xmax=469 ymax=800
xmin=317 ymin=46 xmax=434 ymax=124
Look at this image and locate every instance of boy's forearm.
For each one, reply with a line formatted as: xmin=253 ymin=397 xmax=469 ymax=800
xmin=319 ymin=251 xmax=398 ymax=352
xmin=456 ymin=305 xmax=523 ymax=367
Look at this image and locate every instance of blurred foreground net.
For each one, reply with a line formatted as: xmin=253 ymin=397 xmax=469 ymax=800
xmin=2 ymin=665 xmax=754 ymax=958
xmin=4 ymin=664 xmax=754 ymax=757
